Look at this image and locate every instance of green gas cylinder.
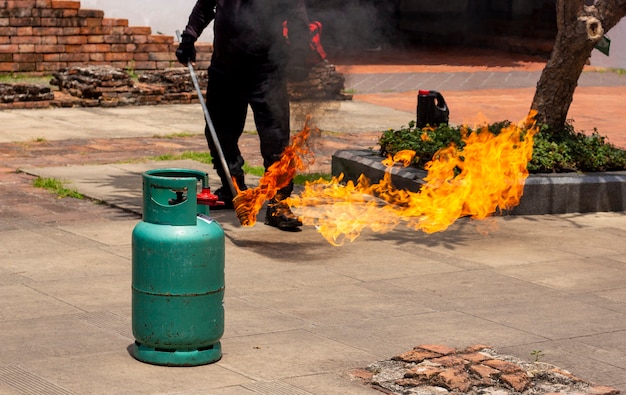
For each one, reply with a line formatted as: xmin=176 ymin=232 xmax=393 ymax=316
xmin=131 ymin=169 xmax=225 ymax=366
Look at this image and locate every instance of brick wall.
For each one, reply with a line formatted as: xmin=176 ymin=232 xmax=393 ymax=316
xmin=0 ymin=0 xmax=212 ymax=75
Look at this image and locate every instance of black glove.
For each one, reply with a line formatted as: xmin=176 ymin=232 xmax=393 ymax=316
xmin=176 ymin=35 xmax=196 ymax=65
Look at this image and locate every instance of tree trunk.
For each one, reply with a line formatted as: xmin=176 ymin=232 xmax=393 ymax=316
xmin=530 ymin=0 xmax=626 ymax=132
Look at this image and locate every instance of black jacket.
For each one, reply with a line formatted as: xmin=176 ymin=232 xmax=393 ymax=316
xmin=182 ymin=0 xmax=311 ymax=71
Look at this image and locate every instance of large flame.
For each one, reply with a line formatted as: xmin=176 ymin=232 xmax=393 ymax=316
xmin=233 ymin=118 xmax=316 ymax=227
xmin=286 ymin=114 xmax=538 ymax=246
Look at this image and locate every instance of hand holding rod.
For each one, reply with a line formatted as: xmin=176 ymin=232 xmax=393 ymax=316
xmin=176 ymin=30 xmax=238 ymax=198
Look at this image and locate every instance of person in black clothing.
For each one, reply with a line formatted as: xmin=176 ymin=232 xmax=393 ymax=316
xmin=176 ymin=0 xmax=312 ymax=230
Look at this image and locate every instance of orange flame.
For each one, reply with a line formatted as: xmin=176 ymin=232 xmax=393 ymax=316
xmin=287 ymin=113 xmax=538 ymax=246
xmin=233 ymin=117 xmax=316 ymax=227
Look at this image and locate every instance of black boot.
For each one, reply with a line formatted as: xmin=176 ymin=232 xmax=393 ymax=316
xmin=264 ymin=198 xmax=302 ymax=231
xmin=212 ymin=174 xmax=247 ymax=210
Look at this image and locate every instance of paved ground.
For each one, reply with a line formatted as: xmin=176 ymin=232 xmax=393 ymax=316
xmin=0 ymin=47 xmax=625 ymax=394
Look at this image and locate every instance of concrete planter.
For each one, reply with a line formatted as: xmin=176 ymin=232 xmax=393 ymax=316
xmin=332 ymin=149 xmax=626 ymax=215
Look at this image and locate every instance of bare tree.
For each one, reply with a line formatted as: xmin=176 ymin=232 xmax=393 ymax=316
xmin=531 ymin=0 xmax=626 ymax=131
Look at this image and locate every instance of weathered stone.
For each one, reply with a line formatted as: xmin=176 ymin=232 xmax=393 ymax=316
xmin=392 ymin=349 xmax=440 ymax=363
xmin=468 ymin=363 xmax=499 ymax=382
xmin=483 ymin=359 xmax=523 ymax=374
xmin=589 ymin=385 xmax=621 ymax=395
xmin=432 ymin=366 xmax=472 ymax=392
xmin=429 ymin=355 xmax=467 ymax=368
xmin=0 ymin=82 xmax=54 ymax=103
xmin=460 ymin=352 xmax=491 ymax=364
xmin=418 ymin=344 xmax=457 ymax=356
xmin=500 ymin=371 xmax=531 ymax=392
xmin=462 ymin=344 xmax=493 ymax=353
xmin=404 ymin=365 xmax=442 ymax=380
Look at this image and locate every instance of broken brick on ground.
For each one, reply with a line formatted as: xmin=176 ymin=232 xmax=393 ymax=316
xmin=351 ymin=344 xmax=621 ymax=395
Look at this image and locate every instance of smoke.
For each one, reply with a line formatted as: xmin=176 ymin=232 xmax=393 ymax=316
xmin=306 ymin=1 xmax=402 ymax=53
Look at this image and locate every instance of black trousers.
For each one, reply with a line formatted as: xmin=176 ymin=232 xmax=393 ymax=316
xmin=205 ymin=63 xmax=294 ymax=198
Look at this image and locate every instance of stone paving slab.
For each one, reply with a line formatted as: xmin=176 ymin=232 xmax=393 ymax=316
xmin=3 ymin=159 xmax=625 ymax=393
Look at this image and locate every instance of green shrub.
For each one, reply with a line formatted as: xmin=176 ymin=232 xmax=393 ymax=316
xmin=379 ymin=121 xmax=626 ymax=173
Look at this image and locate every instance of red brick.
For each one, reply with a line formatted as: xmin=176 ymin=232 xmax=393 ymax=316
xmin=59 ymin=52 xmax=88 ymax=62
xmin=40 ymin=35 xmax=58 ymax=45
xmin=392 ymin=349 xmax=440 ymax=363
xmin=483 ymin=359 xmax=522 ymax=374
xmin=80 ymin=26 xmax=112 ymax=35
xmin=0 ymin=62 xmax=17 ymax=72
xmin=87 ymin=35 xmax=105 ymax=44
xmin=81 ymin=43 xmax=111 ymax=53
xmin=33 ymin=26 xmax=61 ymax=36
xmin=418 ymin=344 xmax=458 ymax=356
xmin=62 ymin=26 xmax=80 ymax=35
xmin=17 ymin=43 xmax=35 ymax=52
xmin=135 ymin=43 xmax=170 ymax=53
xmin=131 ymin=52 xmax=149 ymax=61
xmin=500 ymin=372 xmax=531 ymax=392
xmin=34 ymin=44 xmax=65 ymax=53
xmin=0 ymin=18 xmax=9 ymax=28
xmin=88 ymin=52 xmax=105 ymax=62
xmin=395 ymin=378 xmax=424 ymax=388
xmin=32 ymin=7 xmax=64 ymax=17
xmin=7 ymin=4 xmax=31 ymax=16
xmin=104 ymin=35 xmax=129 ymax=44
xmin=16 ymin=26 xmax=32 ymax=35
xmin=84 ymin=17 xmax=103 ymax=27
xmin=105 ymin=52 xmax=133 ymax=62
xmin=125 ymin=26 xmax=151 ymax=35
xmin=40 ymin=17 xmax=82 ymax=27
xmin=102 ymin=18 xmax=128 ymax=27
xmin=433 ymin=366 xmax=472 ymax=392
xmin=13 ymin=53 xmax=43 ymax=62
xmin=38 ymin=61 xmax=66 ymax=71
xmin=148 ymin=35 xmax=174 ymax=44
xmin=404 ymin=365 xmax=441 ymax=380
xmin=588 ymin=385 xmax=621 ymax=395
xmin=15 ymin=62 xmax=36 ymax=72
xmin=0 ymin=43 xmax=18 ymax=53
xmin=42 ymin=53 xmax=59 ymax=61
xmin=35 ymin=0 xmax=52 ymax=7
xmin=130 ymin=35 xmax=149 ymax=44
xmin=430 ymin=355 xmax=467 ymax=367
xmin=61 ymin=8 xmax=77 ymax=17
xmin=58 ymin=35 xmax=86 ymax=45
xmin=460 ymin=352 xmax=490 ymax=363
xmin=0 ymin=53 xmax=11 ymax=61
xmin=50 ymin=1 xmax=80 ymax=9
xmin=469 ymin=363 xmax=499 ymax=382
xmin=9 ymin=17 xmax=40 ymax=27
xmin=110 ymin=44 xmax=128 ymax=52
xmin=7 ymin=0 xmax=36 ymax=8
xmin=349 ymin=368 xmax=374 ymax=382
xmin=11 ymin=35 xmax=42 ymax=44
xmin=0 ymin=27 xmax=18 ymax=35
xmin=148 ymin=52 xmax=175 ymax=62
xmin=77 ymin=9 xmax=104 ymax=18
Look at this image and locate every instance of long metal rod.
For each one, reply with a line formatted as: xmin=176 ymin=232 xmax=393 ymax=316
xmin=176 ymin=31 xmax=237 ymax=198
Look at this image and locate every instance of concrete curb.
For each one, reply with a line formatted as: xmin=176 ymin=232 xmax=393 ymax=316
xmin=332 ymin=149 xmax=626 ymax=215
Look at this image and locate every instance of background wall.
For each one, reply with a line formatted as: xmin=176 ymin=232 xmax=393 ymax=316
xmin=79 ymin=0 xmax=214 ymax=42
